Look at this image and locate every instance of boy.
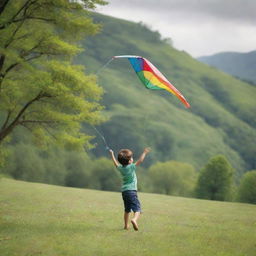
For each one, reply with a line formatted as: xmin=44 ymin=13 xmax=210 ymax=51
xmin=109 ymin=147 xmax=151 ymax=231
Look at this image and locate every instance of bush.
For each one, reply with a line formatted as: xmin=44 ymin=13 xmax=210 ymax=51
xmin=65 ymin=152 xmax=92 ymax=188
xmin=237 ymin=170 xmax=256 ymax=204
xmin=3 ymin=144 xmax=46 ymax=182
xmin=196 ymin=155 xmax=234 ymax=201
xmin=89 ymin=158 xmax=121 ymax=192
xmin=148 ymin=161 xmax=197 ymax=197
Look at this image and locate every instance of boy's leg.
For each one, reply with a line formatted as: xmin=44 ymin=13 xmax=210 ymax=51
xmin=131 ymin=211 xmax=140 ymax=231
xmin=124 ymin=212 xmax=130 ymax=229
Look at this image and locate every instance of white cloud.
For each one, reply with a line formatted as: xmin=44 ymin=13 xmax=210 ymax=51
xmin=96 ymin=0 xmax=256 ymax=57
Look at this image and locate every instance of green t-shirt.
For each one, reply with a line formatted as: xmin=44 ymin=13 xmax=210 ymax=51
xmin=117 ymin=163 xmax=137 ymax=192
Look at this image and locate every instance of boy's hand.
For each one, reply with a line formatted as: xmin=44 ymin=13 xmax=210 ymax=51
xmin=135 ymin=147 xmax=151 ymax=166
xmin=109 ymin=149 xmax=119 ymax=167
xmin=144 ymin=147 xmax=151 ymax=154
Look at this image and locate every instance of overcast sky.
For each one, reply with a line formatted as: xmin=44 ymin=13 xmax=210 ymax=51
xmin=96 ymin=0 xmax=256 ymax=57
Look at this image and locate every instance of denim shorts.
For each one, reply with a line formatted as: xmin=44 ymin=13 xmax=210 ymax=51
xmin=122 ymin=190 xmax=141 ymax=213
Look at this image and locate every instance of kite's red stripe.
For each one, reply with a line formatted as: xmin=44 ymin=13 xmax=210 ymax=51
xmin=143 ymin=59 xmax=190 ymax=108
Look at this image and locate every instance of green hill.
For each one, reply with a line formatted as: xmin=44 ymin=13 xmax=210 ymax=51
xmin=198 ymin=51 xmax=256 ymax=84
xmin=76 ymin=13 xmax=256 ymax=174
xmin=0 ymin=178 xmax=255 ymax=256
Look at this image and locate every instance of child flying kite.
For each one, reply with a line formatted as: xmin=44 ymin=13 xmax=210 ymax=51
xmin=109 ymin=147 xmax=151 ymax=231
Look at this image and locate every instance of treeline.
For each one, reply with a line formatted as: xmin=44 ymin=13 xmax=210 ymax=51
xmin=1 ymin=142 xmax=255 ymax=205
xmin=1 ymin=143 xmax=121 ymax=192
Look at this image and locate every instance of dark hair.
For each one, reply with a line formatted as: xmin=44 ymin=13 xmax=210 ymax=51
xmin=118 ymin=149 xmax=133 ymax=166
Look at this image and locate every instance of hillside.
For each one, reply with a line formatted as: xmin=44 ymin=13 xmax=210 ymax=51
xmin=198 ymin=51 xmax=256 ymax=84
xmin=1 ymin=178 xmax=255 ymax=256
xmin=76 ymin=13 xmax=256 ymax=174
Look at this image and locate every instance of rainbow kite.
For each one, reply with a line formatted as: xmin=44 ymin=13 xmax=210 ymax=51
xmin=112 ymin=55 xmax=190 ymax=108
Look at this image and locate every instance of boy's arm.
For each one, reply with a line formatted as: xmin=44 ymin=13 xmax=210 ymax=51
xmin=135 ymin=147 xmax=151 ymax=166
xmin=109 ymin=149 xmax=119 ymax=167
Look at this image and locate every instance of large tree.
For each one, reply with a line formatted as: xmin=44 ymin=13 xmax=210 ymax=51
xmin=196 ymin=155 xmax=234 ymax=201
xmin=0 ymin=0 xmax=106 ymax=162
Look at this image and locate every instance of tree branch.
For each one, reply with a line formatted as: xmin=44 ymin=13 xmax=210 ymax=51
xmin=20 ymin=122 xmax=33 ymax=133
xmin=1 ymin=44 xmax=44 ymax=81
xmin=0 ymin=110 xmax=12 ymax=131
xmin=3 ymin=63 xmax=19 ymax=75
xmin=42 ymin=124 xmax=58 ymax=140
xmin=19 ymin=120 xmax=57 ymax=124
xmin=25 ymin=16 xmax=55 ymax=23
xmin=0 ymin=55 xmax=5 ymax=73
xmin=0 ymin=55 xmax=5 ymax=92
xmin=4 ymin=19 xmax=26 ymax=48
xmin=0 ymin=0 xmax=11 ymax=15
xmin=1 ymin=16 xmax=55 ymax=28
xmin=0 ymin=91 xmax=48 ymax=142
xmin=0 ymin=0 xmax=38 ymax=30
xmin=20 ymin=120 xmax=58 ymax=140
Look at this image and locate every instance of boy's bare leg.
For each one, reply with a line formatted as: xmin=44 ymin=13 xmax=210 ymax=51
xmin=131 ymin=212 xmax=140 ymax=231
xmin=124 ymin=212 xmax=130 ymax=229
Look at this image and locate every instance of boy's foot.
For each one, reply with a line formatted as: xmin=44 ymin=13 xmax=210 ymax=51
xmin=124 ymin=226 xmax=129 ymax=230
xmin=131 ymin=219 xmax=139 ymax=231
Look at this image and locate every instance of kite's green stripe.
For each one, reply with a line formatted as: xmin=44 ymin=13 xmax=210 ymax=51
xmin=137 ymin=71 xmax=163 ymax=90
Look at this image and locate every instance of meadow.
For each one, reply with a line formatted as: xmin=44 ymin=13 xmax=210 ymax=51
xmin=1 ymin=178 xmax=255 ymax=256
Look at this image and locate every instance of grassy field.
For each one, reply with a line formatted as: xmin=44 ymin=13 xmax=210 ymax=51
xmin=0 ymin=178 xmax=255 ymax=256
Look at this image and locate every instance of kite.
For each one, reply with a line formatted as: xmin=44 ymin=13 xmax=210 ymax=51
xmin=111 ymin=55 xmax=190 ymax=108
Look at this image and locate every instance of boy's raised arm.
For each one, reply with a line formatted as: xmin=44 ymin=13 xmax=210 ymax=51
xmin=135 ymin=147 xmax=151 ymax=166
xmin=109 ymin=149 xmax=119 ymax=167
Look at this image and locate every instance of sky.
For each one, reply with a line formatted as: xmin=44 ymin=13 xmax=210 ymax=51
xmin=96 ymin=0 xmax=256 ymax=57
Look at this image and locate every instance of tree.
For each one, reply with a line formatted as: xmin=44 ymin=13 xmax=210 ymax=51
xmin=89 ymin=158 xmax=121 ymax=191
xmin=65 ymin=151 xmax=92 ymax=188
xmin=3 ymin=143 xmax=46 ymax=182
xmin=196 ymin=155 xmax=234 ymax=201
xmin=148 ymin=161 xmax=197 ymax=197
xmin=0 ymin=0 xmax=107 ymax=158
xmin=237 ymin=170 xmax=256 ymax=204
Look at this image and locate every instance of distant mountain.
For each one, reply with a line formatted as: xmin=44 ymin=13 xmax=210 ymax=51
xmin=75 ymin=13 xmax=256 ymax=174
xmin=198 ymin=51 xmax=256 ymax=84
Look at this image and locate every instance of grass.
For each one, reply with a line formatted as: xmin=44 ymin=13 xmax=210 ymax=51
xmin=0 ymin=178 xmax=256 ymax=256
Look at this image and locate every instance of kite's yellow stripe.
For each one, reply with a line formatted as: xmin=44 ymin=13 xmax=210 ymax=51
xmin=143 ymin=71 xmax=177 ymax=96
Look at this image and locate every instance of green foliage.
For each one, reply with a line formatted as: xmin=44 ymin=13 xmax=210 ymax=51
xmin=76 ymin=13 xmax=256 ymax=174
xmin=196 ymin=155 xmax=234 ymax=201
xmin=0 ymin=172 xmax=11 ymax=179
xmin=0 ymin=0 xmax=106 ymax=152
xmin=136 ymin=166 xmax=153 ymax=192
xmin=1 ymin=128 xmax=201 ymax=196
xmin=89 ymin=158 xmax=121 ymax=191
xmin=148 ymin=161 xmax=197 ymax=197
xmin=64 ymin=151 xmax=91 ymax=188
xmin=1 ymin=11 xmax=255 ymax=198
xmin=0 ymin=129 xmax=120 ymax=192
xmin=237 ymin=170 xmax=256 ymax=204
xmin=2 ymin=142 xmax=67 ymax=185
xmin=0 ymin=142 xmax=9 ymax=167
xmin=3 ymin=143 xmax=46 ymax=182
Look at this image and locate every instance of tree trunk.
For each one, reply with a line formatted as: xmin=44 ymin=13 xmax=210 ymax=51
xmin=0 ymin=0 xmax=10 ymax=15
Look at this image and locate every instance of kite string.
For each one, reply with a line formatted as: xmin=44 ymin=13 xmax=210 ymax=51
xmin=95 ymin=57 xmax=114 ymax=75
xmin=90 ymin=58 xmax=115 ymax=151
xmin=91 ymin=125 xmax=110 ymax=150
